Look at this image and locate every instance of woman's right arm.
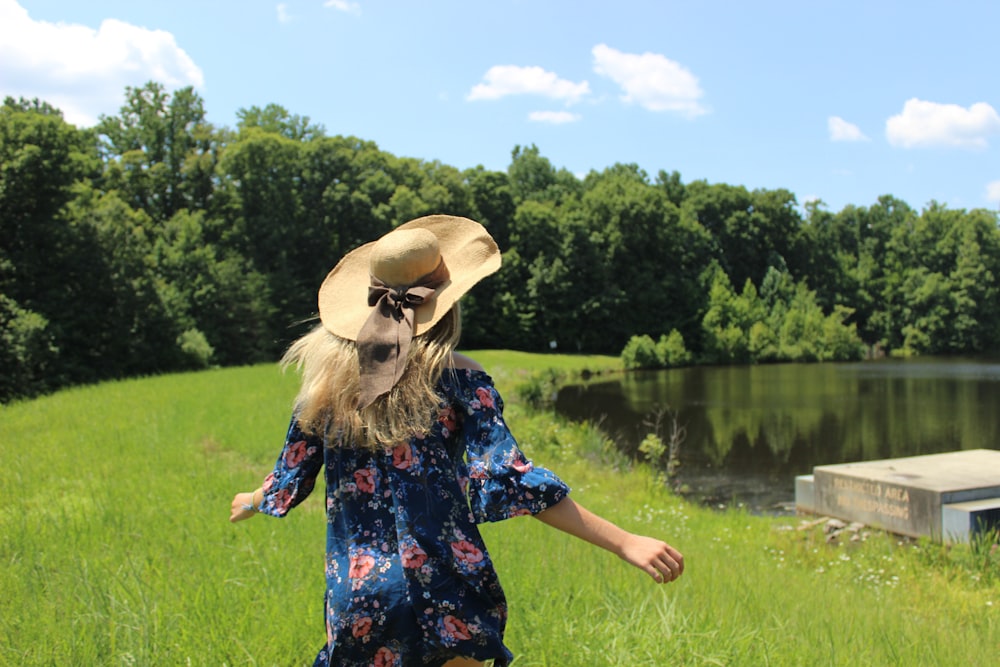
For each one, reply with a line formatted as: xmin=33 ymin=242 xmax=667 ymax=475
xmin=534 ymin=496 xmax=684 ymax=584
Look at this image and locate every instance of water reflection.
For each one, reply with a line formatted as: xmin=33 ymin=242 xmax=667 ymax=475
xmin=554 ymin=358 xmax=1000 ymax=514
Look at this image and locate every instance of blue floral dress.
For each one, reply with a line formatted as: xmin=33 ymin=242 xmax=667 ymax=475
xmin=256 ymin=368 xmax=570 ymax=667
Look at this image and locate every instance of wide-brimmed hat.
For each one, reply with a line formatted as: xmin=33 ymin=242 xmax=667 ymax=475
xmin=318 ymin=214 xmax=501 ymax=407
xmin=319 ymin=214 xmax=500 ymax=339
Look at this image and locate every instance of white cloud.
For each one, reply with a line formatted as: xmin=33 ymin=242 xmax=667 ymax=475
xmin=324 ymin=0 xmax=361 ymax=15
xmin=0 ymin=0 xmax=203 ymax=127
xmin=467 ymin=65 xmax=590 ymax=103
xmin=277 ymin=3 xmax=293 ymax=23
xmin=886 ymin=98 xmax=1000 ymax=149
xmin=591 ymin=43 xmax=706 ymax=117
xmin=528 ymin=110 xmax=581 ymax=124
xmin=987 ymin=180 xmax=1000 ymax=205
xmin=828 ymin=116 xmax=869 ymax=142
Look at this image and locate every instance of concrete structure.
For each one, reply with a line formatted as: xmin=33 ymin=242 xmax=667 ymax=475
xmin=795 ymin=449 xmax=1000 ymax=543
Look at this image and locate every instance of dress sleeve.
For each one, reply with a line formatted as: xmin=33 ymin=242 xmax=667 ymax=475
xmin=459 ymin=375 xmax=570 ymax=523
xmin=257 ymin=415 xmax=324 ymax=518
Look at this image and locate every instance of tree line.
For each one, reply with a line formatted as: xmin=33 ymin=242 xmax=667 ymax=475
xmin=3 ymin=82 xmax=999 ymax=401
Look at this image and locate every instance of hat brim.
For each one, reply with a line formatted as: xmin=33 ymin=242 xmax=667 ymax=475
xmin=318 ymin=215 xmax=501 ymax=340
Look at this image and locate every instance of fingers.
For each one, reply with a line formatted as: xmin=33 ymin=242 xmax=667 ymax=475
xmin=651 ymin=543 xmax=684 ymax=584
xmin=664 ymin=545 xmax=684 ymax=576
xmin=622 ymin=535 xmax=685 ymax=584
xmin=650 ymin=562 xmax=678 ymax=583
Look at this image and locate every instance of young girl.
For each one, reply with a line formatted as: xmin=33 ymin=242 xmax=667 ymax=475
xmin=229 ymin=215 xmax=684 ymax=667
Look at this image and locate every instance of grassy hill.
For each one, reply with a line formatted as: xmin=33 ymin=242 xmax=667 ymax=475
xmin=1 ymin=356 xmax=996 ymax=665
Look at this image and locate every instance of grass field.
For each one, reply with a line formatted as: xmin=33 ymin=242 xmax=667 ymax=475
xmin=1 ymin=354 xmax=997 ymax=666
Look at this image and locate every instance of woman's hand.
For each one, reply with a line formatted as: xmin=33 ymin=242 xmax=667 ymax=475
xmin=229 ymin=491 xmax=258 ymax=523
xmin=618 ymin=533 xmax=684 ymax=584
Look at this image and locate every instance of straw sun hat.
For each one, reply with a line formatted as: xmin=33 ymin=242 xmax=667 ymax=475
xmin=317 ymin=214 xmax=501 ymax=407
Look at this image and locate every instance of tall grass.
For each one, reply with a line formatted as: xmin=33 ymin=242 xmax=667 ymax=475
xmin=1 ymin=358 xmax=997 ymax=666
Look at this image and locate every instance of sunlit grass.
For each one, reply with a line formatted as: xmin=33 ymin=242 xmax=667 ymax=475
xmin=1 ymin=357 xmax=996 ymax=665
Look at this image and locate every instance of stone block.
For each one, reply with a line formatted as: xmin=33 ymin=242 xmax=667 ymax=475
xmin=941 ymin=498 xmax=1000 ymax=544
xmin=811 ymin=449 xmax=1000 ymax=539
xmin=794 ymin=475 xmax=815 ymax=513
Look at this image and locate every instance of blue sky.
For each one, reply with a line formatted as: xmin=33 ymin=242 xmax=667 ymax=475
xmin=2 ymin=0 xmax=999 ymax=214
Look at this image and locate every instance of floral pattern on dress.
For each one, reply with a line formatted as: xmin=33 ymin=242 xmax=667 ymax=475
xmin=257 ymin=368 xmax=570 ymax=667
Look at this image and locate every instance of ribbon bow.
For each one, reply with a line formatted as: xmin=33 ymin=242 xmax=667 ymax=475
xmin=356 ymin=262 xmax=449 ymax=409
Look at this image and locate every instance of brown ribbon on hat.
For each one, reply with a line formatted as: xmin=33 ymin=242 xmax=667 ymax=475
xmin=356 ymin=260 xmax=450 ymax=409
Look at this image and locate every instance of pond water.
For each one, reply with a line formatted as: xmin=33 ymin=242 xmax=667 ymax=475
xmin=554 ymin=358 xmax=1000 ymax=515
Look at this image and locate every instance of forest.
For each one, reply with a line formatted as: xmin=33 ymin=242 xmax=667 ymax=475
xmin=3 ymin=82 xmax=1000 ymax=401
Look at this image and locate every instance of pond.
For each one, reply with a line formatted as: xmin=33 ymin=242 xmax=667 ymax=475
xmin=554 ymin=358 xmax=1000 ymax=514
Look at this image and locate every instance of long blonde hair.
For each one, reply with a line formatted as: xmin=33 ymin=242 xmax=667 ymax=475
xmin=282 ymin=304 xmax=462 ymax=449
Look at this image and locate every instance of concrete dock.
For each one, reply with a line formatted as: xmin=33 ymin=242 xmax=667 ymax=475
xmin=795 ymin=449 xmax=1000 ymax=542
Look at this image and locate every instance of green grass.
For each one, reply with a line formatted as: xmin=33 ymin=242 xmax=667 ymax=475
xmin=1 ymin=356 xmax=997 ymax=666
xmin=468 ymin=349 xmax=622 ymax=377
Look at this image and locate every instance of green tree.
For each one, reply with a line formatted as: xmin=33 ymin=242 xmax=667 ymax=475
xmin=98 ymin=82 xmax=217 ymax=223
xmin=800 ymin=200 xmax=859 ymax=313
xmin=681 ymin=182 xmax=804 ymax=291
xmin=655 ymin=169 xmax=685 ymax=207
xmin=217 ymin=127 xmax=309 ymax=348
xmin=701 ymin=266 xmax=749 ymax=363
xmin=580 ymin=165 xmax=709 ymax=353
xmin=499 ymin=200 xmax=566 ymax=349
xmin=857 ymin=195 xmax=917 ymax=349
xmin=887 ymin=203 xmax=1000 ymax=354
xmin=0 ymin=97 xmax=101 ymax=397
xmin=949 ymin=209 xmax=1000 ymax=351
xmin=0 ymin=294 xmax=55 ymax=399
xmin=62 ymin=187 xmax=182 ymax=375
xmin=236 ymin=103 xmax=325 ymax=141
xmin=507 ymin=144 xmax=581 ymax=204
xmin=153 ymin=209 xmax=275 ymax=365
xmin=1 ymin=97 xmax=99 ymax=304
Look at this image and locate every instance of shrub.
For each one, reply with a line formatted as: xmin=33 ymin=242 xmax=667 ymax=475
xmin=621 ymin=334 xmax=659 ymax=370
xmin=177 ymin=328 xmax=215 ymax=369
xmin=655 ymin=329 xmax=691 ymax=367
xmin=0 ymin=295 xmax=56 ymax=401
xmin=513 ymin=368 xmax=565 ymax=408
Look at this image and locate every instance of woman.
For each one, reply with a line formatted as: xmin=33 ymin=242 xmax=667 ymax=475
xmin=230 ymin=215 xmax=684 ymax=666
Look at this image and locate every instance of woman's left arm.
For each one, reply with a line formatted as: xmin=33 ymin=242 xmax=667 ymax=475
xmin=229 ymin=416 xmax=324 ymax=523
xmin=534 ymin=496 xmax=684 ymax=584
xmin=229 ymin=487 xmax=263 ymax=523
